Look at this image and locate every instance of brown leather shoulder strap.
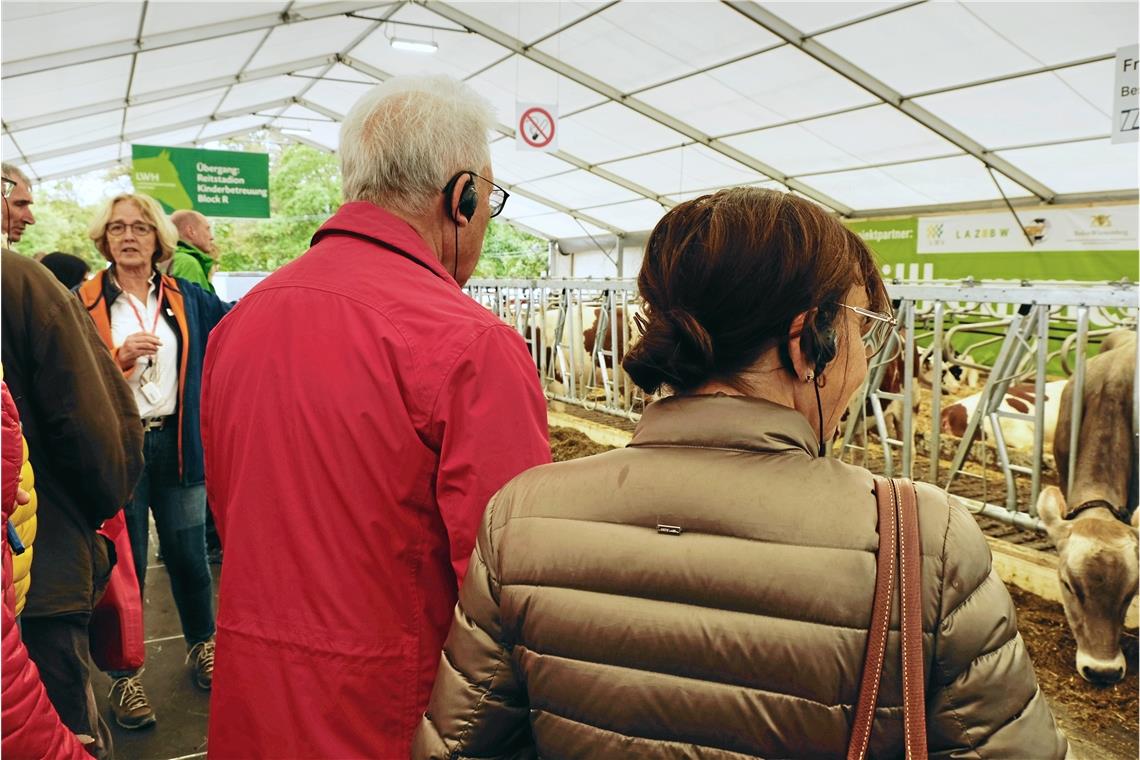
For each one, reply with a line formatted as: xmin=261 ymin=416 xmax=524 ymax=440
xmin=896 ymin=478 xmax=928 ymax=760
xmin=848 ymin=477 xmax=898 ymax=760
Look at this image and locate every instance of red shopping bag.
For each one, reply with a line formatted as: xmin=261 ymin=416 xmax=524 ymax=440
xmin=89 ymin=510 xmax=144 ymax=672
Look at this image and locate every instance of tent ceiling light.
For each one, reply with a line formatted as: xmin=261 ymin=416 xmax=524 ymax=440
xmin=390 ymin=37 xmax=438 ymax=54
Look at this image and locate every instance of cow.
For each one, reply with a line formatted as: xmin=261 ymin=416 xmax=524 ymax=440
xmin=510 ymin=301 xmax=632 ymax=398
xmin=939 ymin=380 xmax=1068 ymax=451
xmin=860 ymin=342 xmax=971 ymax=442
xmin=881 ymin=346 xmax=967 ymax=397
xmin=1036 ymin=330 xmax=1138 ymax=685
xmin=581 ymin=303 xmax=646 ymax=406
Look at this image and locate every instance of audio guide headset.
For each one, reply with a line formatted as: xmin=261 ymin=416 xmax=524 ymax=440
xmin=443 ymin=171 xmax=478 ymax=224
xmin=800 ymin=303 xmax=840 ymax=457
xmin=802 ymin=304 xmax=839 ymax=379
xmin=441 ymin=171 xmax=478 ymax=282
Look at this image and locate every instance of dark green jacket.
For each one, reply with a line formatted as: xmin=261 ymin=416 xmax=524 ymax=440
xmin=174 ymin=240 xmax=215 ymax=293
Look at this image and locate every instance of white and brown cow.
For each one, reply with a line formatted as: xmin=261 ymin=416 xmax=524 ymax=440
xmin=512 ymin=300 xmax=639 ymax=400
xmin=939 ymin=380 xmax=1067 ymax=452
xmin=850 ymin=341 xmax=970 ymax=442
xmin=1037 ymin=330 xmax=1138 ymax=685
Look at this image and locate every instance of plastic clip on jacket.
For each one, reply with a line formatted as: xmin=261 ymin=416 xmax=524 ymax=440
xmin=6 ymin=520 xmax=25 ymax=554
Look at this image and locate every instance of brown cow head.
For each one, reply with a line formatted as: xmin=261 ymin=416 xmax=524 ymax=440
xmin=1037 ymin=486 xmax=1139 ymax=685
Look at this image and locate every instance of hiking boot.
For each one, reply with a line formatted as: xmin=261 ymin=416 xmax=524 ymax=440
xmin=108 ymin=674 xmax=156 ymax=730
xmin=187 ymin=639 xmax=215 ymax=690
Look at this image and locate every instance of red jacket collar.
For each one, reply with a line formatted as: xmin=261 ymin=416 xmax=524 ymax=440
xmin=312 ymin=201 xmax=454 ymax=285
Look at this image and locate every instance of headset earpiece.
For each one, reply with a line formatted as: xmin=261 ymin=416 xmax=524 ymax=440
xmin=457 ymin=178 xmax=477 ymax=222
xmin=813 ymin=327 xmax=838 ymax=375
xmin=804 ymin=307 xmax=839 ymax=376
xmin=442 ymin=171 xmax=479 ymax=224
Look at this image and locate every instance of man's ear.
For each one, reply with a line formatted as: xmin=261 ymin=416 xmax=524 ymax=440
xmin=447 ymin=180 xmax=472 ymax=228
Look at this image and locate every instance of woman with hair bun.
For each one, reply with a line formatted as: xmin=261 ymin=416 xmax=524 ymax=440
xmin=414 ymin=188 xmax=1068 ymax=759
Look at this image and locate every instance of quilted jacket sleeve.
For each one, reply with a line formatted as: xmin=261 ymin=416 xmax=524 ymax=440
xmin=10 ymin=436 xmax=37 ymax=616
xmin=1 ymin=564 xmax=89 ymax=760
xmin=1 ymin=382 xmax=87 ymax=760
xmin=1 ymin=379 xmax=34 ymax=615
xmin=3 ymin=379 xmax=37 ymax=616
xmin=1 ymin=381 xmax=20 ymax=517
xmin=926 ymin=499 xmax=1069 ymax=759
xmin=411 ymin=494 xmax=535 ymax=760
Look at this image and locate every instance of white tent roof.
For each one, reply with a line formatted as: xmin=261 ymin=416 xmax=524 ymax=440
xmin=3 ymin=0 xmax=1137 ymax=241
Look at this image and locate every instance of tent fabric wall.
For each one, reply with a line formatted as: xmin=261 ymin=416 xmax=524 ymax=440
xmin=3 ymin=1 xmax=1137 ymax=243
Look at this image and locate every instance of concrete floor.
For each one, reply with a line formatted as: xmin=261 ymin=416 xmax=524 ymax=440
xmin=89 ymin=535 xmax=219 ymax=760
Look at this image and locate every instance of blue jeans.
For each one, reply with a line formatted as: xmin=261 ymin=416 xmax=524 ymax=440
xmin=120 ymin=424 xmax=216 ymax=655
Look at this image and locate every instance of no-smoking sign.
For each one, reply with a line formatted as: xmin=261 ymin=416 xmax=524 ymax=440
xmin=516 ymin=102 xmax=558 ymax=152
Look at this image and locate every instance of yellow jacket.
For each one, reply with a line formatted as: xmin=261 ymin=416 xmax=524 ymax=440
xmin=1 ymin=366 xmax=36 ymax=616
xmin=10 ymin=436 xmax=36 ymax=616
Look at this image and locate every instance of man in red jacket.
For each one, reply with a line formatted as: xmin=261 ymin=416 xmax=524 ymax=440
xmin=201 ymin=75 xmax=551 ymax=758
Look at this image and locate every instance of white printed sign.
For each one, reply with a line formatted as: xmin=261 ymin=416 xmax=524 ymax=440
xmin=516 ymin=103 xmax=558 ymax=152
xmin=917 ymin=206 xmax=1138 ymax=253
xmin=1113 ymin=44 xmax=1139 ymax=144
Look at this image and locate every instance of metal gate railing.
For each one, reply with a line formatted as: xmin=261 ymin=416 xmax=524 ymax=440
xmin=468 ymin=278 xmax=1140 ymax=532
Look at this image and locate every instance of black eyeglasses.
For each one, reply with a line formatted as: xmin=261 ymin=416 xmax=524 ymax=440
xmin=840 ymin=303 xmax=898 ymax=359
xmin=483 ymin=176 xmax=509 ymax=219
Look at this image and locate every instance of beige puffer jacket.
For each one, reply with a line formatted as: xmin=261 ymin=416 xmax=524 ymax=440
xmin=413 ymin=395 xmax=1067 ymax=759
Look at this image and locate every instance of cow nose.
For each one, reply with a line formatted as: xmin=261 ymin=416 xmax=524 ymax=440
xmin=1079 ymin=663 xmax=1126 ymax=684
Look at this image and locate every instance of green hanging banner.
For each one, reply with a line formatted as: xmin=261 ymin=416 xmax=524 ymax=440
xmin=131 ymin=144 xmax=270 ymax=219
xmin=845 ymin=206 xmax=1139 ymax=283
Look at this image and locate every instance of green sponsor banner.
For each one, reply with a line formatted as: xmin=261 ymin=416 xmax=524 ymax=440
xmin=844 ymin=217 xmax=1138 ymax=282
xmin=131 ymin=144 xmax=269 ymax=219
xmin=844 ymin=216 xmax=1138 ymax=375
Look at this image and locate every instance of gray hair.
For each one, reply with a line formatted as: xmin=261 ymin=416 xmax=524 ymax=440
xmin=1 ymin=162 xmax=30 ymax=187
xmin=340 ymin=75 xmax=495 ymax=217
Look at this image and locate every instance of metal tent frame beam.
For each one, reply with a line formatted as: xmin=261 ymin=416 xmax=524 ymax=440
xmin=849 ymin=190 xmax=1139 ymax=220
xmin=194 ymin=2 xmax=288 ymax=144
xmin=415 ymin=1 xmax=854 ymax=216
xmin=268 ymin=103 xmax=628 ymax=238
xmin=3 ymin=54 xmax=338 ymax=134
xmin=29 ymin=124 xmax=273 ymax=183
xmin=21 ymin=97 xmax=300 ymax=165
xmin=282 ymin=2 xmax=403 ymax=132
xmin=340 ymin=56 xmax=675 ymax=214
xmin=724 ymin=0 xmax=1057 ymax=203
xmin=582 ymin=41 xmax=1119 ymax=172
xmin=3 ymin=1 xmax=396 ymax=78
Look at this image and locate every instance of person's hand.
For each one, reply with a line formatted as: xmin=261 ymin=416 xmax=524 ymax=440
xmin=15 ymin=488 xmax=30 ymax=506
xmin=117 ymin=331 xmax=162 ymax=370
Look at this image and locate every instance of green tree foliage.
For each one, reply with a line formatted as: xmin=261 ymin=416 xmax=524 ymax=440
xmin=474 ymin=221 xmax=548 ymax=279
xmin=213 ymin=141 xmax=342 ymax=271
xmin=15 ymin=180 xmax=107 ymax=269
xmin=12 ymin=140 xmax=548 ymax=278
